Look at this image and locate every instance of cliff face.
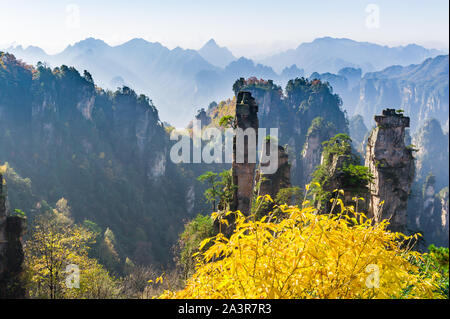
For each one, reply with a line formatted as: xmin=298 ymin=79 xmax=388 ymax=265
xmin=349 ymin=114 xmax=368 ymax=151
xmin=355 ymin=55 xmax=449 ymax=132
xmin=412 ymin=119 xmax=449 ymax=190
xmin=365 ymin=109 xmax=415 ymax=232
xmin=258 ymin=143 xmax=291 ymax=200
xmin=410 ymin=174 xmax=449 ymax=247
xmin=301 ymin=134 xmax=323 ymax=184
xmin=426 ymin=184 xmax=448 ymax=247
xmin=439 ymin=188 xmax=449 ymax=245
xmin=404 ymin=118 xmax=449 ymax=247
xmin=0 ymin=174 xmax=25 ymax=298
xmin=0 ymin=52 xmax=192 ymax=266
xmin=301 ymin=118 xmax=339 ymax=184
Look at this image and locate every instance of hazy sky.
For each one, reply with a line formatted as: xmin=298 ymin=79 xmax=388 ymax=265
xmin=1 ymin=0 xmax=448 ymax=57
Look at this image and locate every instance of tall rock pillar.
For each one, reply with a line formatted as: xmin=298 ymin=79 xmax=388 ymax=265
xmin=365 ymin=109 xmax=415 ymax=232
xmin=231 ymin=91 xmax=259 ymax=214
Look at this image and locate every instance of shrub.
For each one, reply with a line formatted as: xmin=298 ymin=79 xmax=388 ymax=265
xmin=161 ymin=197 xmax=444 ymax=299
xmin=176 ymin=214 xmax=215 ymax=279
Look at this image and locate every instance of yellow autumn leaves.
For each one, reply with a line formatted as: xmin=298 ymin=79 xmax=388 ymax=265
xmin=148 ymin=275 xmax=164 ymax=284
xmin=160 ymin=195 xmax=444 ymax=299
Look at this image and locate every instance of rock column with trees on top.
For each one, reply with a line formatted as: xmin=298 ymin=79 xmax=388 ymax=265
xmin=365 ymin=109 xmax=415 ymax=232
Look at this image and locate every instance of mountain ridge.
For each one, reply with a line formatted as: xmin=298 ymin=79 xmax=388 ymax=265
xmin=3 ymin=37 xmax=446 ymax=126
xmin=198 ymin=38 xmax=236 ymax=68
xmin=261 ymin=37 xmax=445 ymax=74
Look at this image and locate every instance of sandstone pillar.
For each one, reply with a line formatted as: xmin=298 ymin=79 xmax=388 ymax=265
xmin=365 ymin=109 xmax=414 ymax=232
xmin=231 ymin=91 xmax=258 ymax=214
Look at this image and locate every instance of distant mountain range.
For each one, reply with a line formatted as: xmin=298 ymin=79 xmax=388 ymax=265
xmin=260 ymin=37 xmax=445 ymax=74
xmin=4 ymin=37 xmax=446 ymax=126
xmin=5 ymin=38 xmax=219 ymax=125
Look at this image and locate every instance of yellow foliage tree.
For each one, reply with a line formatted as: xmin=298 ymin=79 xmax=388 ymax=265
xmin=161 ymin=195 xmax=444 ymax=299
xmin=25 ymin=200 xmax=120 ymax=299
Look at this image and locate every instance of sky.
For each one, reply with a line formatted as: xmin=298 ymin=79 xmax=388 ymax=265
xmin=0 ymin=0 xmax=448 ymax=57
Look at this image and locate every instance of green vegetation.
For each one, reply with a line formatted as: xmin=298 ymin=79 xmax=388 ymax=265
xmin=413 ymin=245 xmax=449 ymax=298
xmin=218 ymin=115 xmax=234 ymax=128
xmin=12 ymin=208 xmax=26 ymax=218
xmin=197 ymin=169 xmax=236 ymax=212
xmin=232 ymin=77 xmax=281 ymax=96
xmin=285 ymin=77 xmax=343 ymax=115
xmin=176 ymin=169 xmax=237 ymax=278
xmin=197 ymin=171 xmax=221 ymax=211
xmin=0 ymin=163 xmax=35 ymax=217
xmin=311 ymin=134 xmax=372 ymax=207
xmin=275 ymin=187 xmax=303 ymax=206
xmin=175 ymin=214 xmax=215 ymax=279
xmin=306 ymin=117 xmax=336 ymax=137
xmin=341 ymin=164 xmax=373 ymax=187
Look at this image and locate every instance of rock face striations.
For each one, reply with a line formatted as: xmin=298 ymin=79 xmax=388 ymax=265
xmin=412 ymin=174 xmax=449 ymax=247
xmin=365 ymin=109 xmax=415 ymax=232
xmin=0 ymin=174 xmax=25 ymax=298
xmin=412 ymin=119 xmax=449 ymax=190
xmin=257 ymin=142 xmax=291 ymax=201
xmin=301 ymin=117 xmax=339 ymax=185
